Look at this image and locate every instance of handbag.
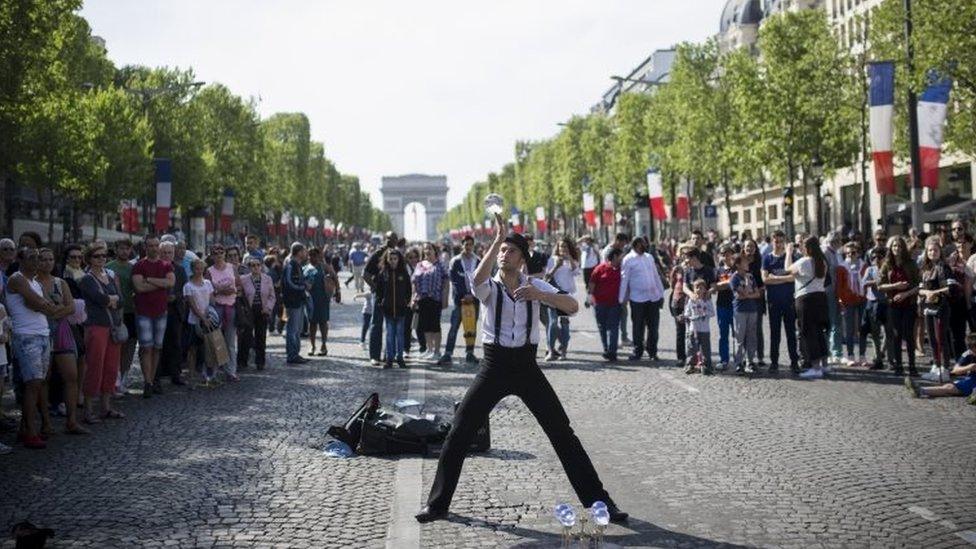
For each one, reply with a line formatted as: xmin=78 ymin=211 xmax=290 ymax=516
xmin=109 ymin=310 xmax=128 ymax=343
xmin=234 ymin=294 xmax=253 ymax=329
xmin=203 ymin=325 xmax=230 ymax=367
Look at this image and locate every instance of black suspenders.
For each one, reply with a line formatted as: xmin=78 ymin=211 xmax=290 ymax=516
xmin=492 ymin=279 xmax=534 ymax=347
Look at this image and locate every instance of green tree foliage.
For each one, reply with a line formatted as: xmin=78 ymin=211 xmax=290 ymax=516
xmin=871 ymin=0 xmax=976 ymax=158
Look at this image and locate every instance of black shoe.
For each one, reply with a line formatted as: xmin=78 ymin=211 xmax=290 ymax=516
xmin=768 ymin=364 xmax=779 ymax=375
xmin=869 ymin=360 xmax=885 ymax=370
xmin=415 ymin=506 xmax=448 ymax=523
xmin=436 ymin=355 xmax=452 ymax=366
xmin=892 ymin=365 xmax=905 ymax=375
xmin=383 ymin=360 xmax=393 ymax=369
xmin=702 ymin=366 xmax=714 ymax=376
xmin=908 ymin=367 xmax=920 ymax=377
xmin=143 ymin=383 xmax=153 ymax=399
xmin=153 ymin=382 xmax=164 ymax=395
xmin=790 ymin=362 xmax=801 ymax=374
xmin=171 ymin=376 xmax=187 ymax=386
xmin=396 ymin=358 xmax=407 ymax=369
xmin=256 ymin=364 xmax=265 ymax=371
xmin=607 ymin=354 xmax=617 ymax=363
xmin=734 ymin=363 xmax=745 ymax=374
xmin=607 ymin=503 xmax=629 ymax=523
xmin=627 ymin=354 xmax=642 ymax=362
xmin=464 ymin=354 xmax=479 ymax=365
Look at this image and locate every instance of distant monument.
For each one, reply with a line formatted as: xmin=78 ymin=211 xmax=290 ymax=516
xmin=380 ymin=174 xmax=447 ymax=242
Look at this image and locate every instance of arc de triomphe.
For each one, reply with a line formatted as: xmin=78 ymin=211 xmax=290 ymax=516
xmin=380 ymin=174 xmax=447 ymax=242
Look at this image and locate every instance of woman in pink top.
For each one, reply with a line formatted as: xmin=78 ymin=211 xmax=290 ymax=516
xmin=205 ymin=244 xmax=240 ymax=381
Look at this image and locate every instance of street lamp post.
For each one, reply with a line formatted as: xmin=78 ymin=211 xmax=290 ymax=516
xmin=811 ymin=154 xmax=825 ymax=236
xmin=904 ymin=0 xmax=924 ymax=233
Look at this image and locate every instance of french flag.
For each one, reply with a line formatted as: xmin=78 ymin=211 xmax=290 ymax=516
xmin=510 ymin=206 xmax=523 ymax=234
xmin=646 ymin=169 xmax=668 ymax=221
xmin=220 ymin=188 xmax=235 ymax=233
xmin=868 ymin=62 xmax=896 ymax=194
xmin=917 ymin=71 xmax=952 ymax=190
xmin=602 ymin=193 xmax=615 ymax=226
xmin=582 ymin=192 xmax=597 ymax=227
xmin=154 ymin=158 xmax=172 ymax=232
xmin=535 ymin=206 xmax=547 ymax=234
xmin=675 ymin=178 xmax=693 ymax=220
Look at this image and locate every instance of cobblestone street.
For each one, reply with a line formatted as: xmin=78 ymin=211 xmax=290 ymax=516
xmin=3 ymin=281 xmax=976 ymax=548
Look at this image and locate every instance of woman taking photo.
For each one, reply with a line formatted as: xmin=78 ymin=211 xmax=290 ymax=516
xmin=206 ymin=244 xmax=240 ymax=382
xmin=37 ymin=248 xmax=88 ymax=434
xmin=304 ymin=247 xmax=338 ymax=356
xmin=78 ymin=245 xmax=125 ymax=423
xmin=411 ymin=243 xmax=449 ymax=361
xmin=878 ymin=236 xmax=920 ymax=376
xmin=376 ymin=249 xmax=412 ymax=369
xmin=918 ymin=238 xmax=955 ymax=382
xmin=544 ymin=237 xmax=581 ymax=361
xmin=785 ymin=236 xmax=830 ymax=379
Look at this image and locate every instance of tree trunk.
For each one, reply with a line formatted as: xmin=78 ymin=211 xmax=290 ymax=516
xmin=47 ymin=182 xmax=55 ymax=245
xmin=722 ymin=172 xmax=734 ymax=238
xmin=801 ymin=169 xmax=810 ymax=236
xmin=759 ymin=174 xmax=768 ymax=236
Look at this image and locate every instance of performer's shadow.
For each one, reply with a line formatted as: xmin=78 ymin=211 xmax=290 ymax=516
xmin=444 ymin=514 xmax=748 ymax=548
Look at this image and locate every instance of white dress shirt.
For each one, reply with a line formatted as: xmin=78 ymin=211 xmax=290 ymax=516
xmin=545 ymin=257 xmax=581 ymax=295
xmin=618 ymin=250 xmax=665 ymax=304
xmin=580 ymin=244 xmax=599 ymax=269
xmin=472 ymin=272 xmax=561 ymax=348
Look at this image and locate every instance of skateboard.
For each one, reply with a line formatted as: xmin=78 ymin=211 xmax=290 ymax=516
xmin=462 ymin=300 xmax=477 ymax=347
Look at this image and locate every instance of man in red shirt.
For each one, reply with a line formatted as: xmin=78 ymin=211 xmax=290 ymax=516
xmin=132 ymin=236 xmax=175 ymax=398
xmin=587 ymin=248 xmax=624 ymax=362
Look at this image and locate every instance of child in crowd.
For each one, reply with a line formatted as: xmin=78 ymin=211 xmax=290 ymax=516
xmin=730 ymin=253 xmax=762 ymax=374
xmin=357 ymin=292 xmax=373 ymax=350
xmin=682 ymin=279 xmax=716 ymax=375
xmin=906 ymin=333 xmax=976 ymax=399
xmin=714 ymin=245 xmax=736 ymax=371
xmin=838 ymin=242 xmax=868 ymax=367
xmin=860 ymin=248 xmax=887 ymax=370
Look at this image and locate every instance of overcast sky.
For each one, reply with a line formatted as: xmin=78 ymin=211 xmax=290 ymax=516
xmin=81 ymin=0 xmax=726 ymax=210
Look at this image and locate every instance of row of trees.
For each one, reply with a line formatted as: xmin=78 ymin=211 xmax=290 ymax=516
xmin=0 ymin=0 xmax=391 ymax=241
xmin=439 ymin=0 xmax=976 ymax=237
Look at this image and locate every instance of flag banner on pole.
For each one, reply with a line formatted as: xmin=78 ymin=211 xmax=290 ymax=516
xmin=510 ymin=206 xmax=523 ymax=234
xmin=154 ymin=159 xmax=172 ymax=231
xmin=646 ymin=169 xmax=668 ymax=220
xmin=868 ymin=61 xmax=896 ymax=194
xmin=535 ymin=206 xmax=547 ymax=233
xmin=120 ymin=199 xmax=140 ymax=233
xmin=220 ymin=188 xmax=235 ymax=233
xmin=602 ymin=193 xmax=615 ymax=226
xmin=279 ymin=211 xmax=289 ymax=236
xmin=322 ymin=218 xmax=334 ymax=238
xmin=675 ymin=178 xmax=692 ymax=220
xmin=582 ymin=192 xmax=596 ymax=227
xmin=307 ymin=216 xmax=319 ymax=238
xmin=918 ymin=70 xmax=952 ymax=190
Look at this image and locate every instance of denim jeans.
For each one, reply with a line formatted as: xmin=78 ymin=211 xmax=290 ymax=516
xmin=767 ymin=301 xmax=798 ymax=366
xmin=594 ymin=304 xmax=621 ymax=356
xmin=369 ymin=298 xmax=384 ymax=360
xmin=861 ymin=300 xmax=885 ymax=363
xmin=384 ymin=316 xmax=405 ymax=361
xmin=716 ymin=306 xmax=734 ymax=364
xmin=841 ymin=302 xmax=865 ymax=357
xmin=547 ymin=306 xmax=570 ymax=352
xmin=286 ymin=306 xmax=305 ymax=361
xmin=826 ymin=290 xmax=843 ymax=358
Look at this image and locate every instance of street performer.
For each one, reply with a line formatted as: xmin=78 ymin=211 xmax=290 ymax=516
xmin=415 ymin=213 xmax=629 ymax=524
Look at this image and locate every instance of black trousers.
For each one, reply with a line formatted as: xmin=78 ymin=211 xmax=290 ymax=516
xmin=887 ymin=305 xmax=917 ymax=370
xmin=238 ymin=304 xmax=268 ymax=367
xmin=157 ymin=303 xmax=185 ymax=381
xmin=426 ymin=344 xmax=611 ymax=512
xmin=796 ymin=292 xmax=829 ymax=367
xmin=630 ymin=299 xmax=662 ymax=358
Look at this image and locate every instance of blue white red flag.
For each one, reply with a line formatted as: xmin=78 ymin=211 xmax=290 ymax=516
xmin=868 ymin=62 xmax=895 ymax=194
xmin=917 ymin=71 xmax=952 ymax=190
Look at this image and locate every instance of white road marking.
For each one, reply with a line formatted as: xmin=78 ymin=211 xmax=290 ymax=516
xmin=658 ymin=372 xmax=700 ymax=394
xmin=385 ymin=366 xmax=427 ymax=549
xmin=907 ymin=505 xmax=976 ymax=545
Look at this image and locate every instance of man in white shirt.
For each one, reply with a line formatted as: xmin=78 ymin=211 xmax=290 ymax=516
xmin=416 ymin=215 xmax=628 ymax=525
xmin=619 ymin=237 xmax=666 ymax=361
